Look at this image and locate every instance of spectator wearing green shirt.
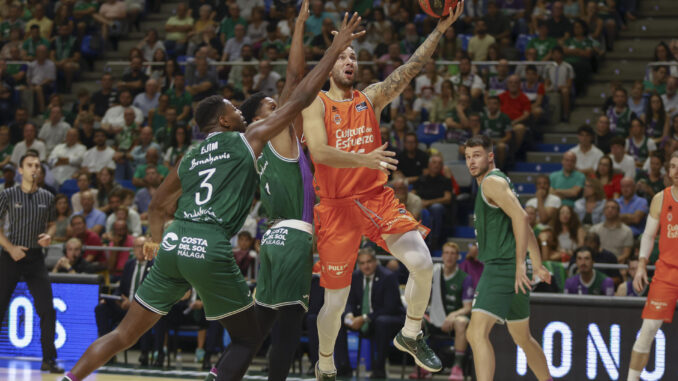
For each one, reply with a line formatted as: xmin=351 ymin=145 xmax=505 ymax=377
xmin=481 ymin=96 xmax=512 ymax=169
xmin=165 ymin=72 xmax=192 ymax=122
xmin=0 ymin=5 xmax=24 ymax=42
xmin=643 ymin=66 xmax=668 ymax=96
xmin=550 ymin=151 xmax=586 ymax=207
xmin=527 ymin=23 xmax=557 ymax=61
xmin=219 ymin=3 xmax=247 ymax=45
xmin=153 ymin=107 xmax=179 ymax=150
xmin=73 ymin=0 xmax=100 ymax=37
xmin=132 ymin=147 xmax=169 ymax=188
xmin=22 ymin=25 xmax=50 ymax=60
xmin=563 ymin=20 xmax=593 ymax=94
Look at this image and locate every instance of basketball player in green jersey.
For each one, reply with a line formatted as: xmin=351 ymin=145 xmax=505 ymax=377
xmin=463 ymin=135 xmax=553 ymax=381
xmin=209 ymin=1 xmax=318 ymax=379
xmin=60 ymin=13 xmax=366 ymax=381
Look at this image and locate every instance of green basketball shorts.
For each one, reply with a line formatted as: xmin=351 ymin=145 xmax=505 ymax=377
xmin=471 ymin=262 xmax=530 ymax=323
xmin=135 ymin=220 xmax=253 ymax=320
xmin=255 ymin=220 xmax=313 ymax=311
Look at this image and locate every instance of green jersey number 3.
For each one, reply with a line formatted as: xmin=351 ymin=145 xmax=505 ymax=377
xmin=195 ymin=168 xmax=216 ymax=205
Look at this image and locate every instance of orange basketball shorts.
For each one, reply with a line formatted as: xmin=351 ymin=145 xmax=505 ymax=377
xmin=642 ymin=260 xmax=678 ymax=323
xmin=314 ymin=187 xmax=429 ymax=289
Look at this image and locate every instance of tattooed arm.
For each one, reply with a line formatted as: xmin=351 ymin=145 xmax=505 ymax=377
xmin=363 ymin=2 xmax=465 ymax=113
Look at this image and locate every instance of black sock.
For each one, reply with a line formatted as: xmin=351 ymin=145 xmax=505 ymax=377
xmin=267 ymin=305 xmax=305 ymax=381
xmin=214 ymin=306 xmax=263 ymax=381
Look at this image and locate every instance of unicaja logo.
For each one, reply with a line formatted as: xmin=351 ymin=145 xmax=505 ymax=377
xmin=161 ymin=232 xmax=179 ymax=251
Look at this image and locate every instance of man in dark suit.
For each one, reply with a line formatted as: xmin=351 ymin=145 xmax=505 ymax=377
xmin=343 ymin=247 xmax=406 ymax=378
xmin=95 ymin=236 xmax=153 ymax=364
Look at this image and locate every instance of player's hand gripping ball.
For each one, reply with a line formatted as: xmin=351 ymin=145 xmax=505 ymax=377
xmin=418 ymin=0 xmax=459 ymax=18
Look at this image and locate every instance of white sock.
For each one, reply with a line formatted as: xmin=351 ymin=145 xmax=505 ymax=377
xmin=402 ymin=318 xmax=422 ymax=339
xmin=627 ymin=369 xmax=641 ymax=381
xmin=384 ymin=231 xmax=433 ymax=338
xmin=316 ymin=286 xmax=350 ymax=373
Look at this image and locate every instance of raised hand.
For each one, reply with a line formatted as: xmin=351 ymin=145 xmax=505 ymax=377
xmin=297 ymin=0 xmax=310 ymax=24
xmin=436 ymin=0 xmax=465 ymax=32
xmin=329 ymin=12 xmax=366 ymax=52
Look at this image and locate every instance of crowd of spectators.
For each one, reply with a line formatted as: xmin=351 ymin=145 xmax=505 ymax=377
xmin=0 ymin=0 xmax=676 ymax=376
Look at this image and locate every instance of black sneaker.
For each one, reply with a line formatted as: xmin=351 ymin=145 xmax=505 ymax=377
xmin=314 ymin=361 xmax=337 ymax=381
xmin=393 ymin=331 xmax=442 ymax=372
xmin=41 ymin=359 xmax=64 ymax=373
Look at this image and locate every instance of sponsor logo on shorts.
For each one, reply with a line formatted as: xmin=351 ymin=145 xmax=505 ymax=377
xmin=382 ymin=214 xmax=415 ymax=232
xmin=649 ymin=299 xmax=669 ymax=311
xmin=161 ymin=232 xmax=179 ymax=251
xmin=261 ymin=228 xmax=288 ymax=246
xmin=177 ymin=236 xmax=208 ymax=259
xmin=323 ymin=262 xmax=350 ymax=277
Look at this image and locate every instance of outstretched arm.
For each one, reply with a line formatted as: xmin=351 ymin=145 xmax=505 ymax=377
xmin=278 ymin=0 xmax=309 ymax=106
xmin=269 ymin=0 xmax=310 ymax=157
xmin=363 ymin=2 xmax=464 ymax=112
xmin=244 ymin=12 xmax=365 ymax=157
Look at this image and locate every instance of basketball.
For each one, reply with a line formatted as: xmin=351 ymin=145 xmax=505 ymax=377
xmin=418 ymin=0 xmax=459 ymax=18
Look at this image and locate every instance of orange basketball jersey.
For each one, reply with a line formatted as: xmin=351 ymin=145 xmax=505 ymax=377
xmin=312 ymin=90 xmax=387 ymax=199
xmin=659 ymin=187 xmax=678 ymax=268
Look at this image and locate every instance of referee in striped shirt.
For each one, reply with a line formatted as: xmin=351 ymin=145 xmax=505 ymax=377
xmin=0 ymin=150 xmax=63 ymax=373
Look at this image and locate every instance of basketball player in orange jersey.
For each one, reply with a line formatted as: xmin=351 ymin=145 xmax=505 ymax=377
xmin=302 ymin=2 xmax=465 ymax=378
xmin=627 ymin=151 xmax=678 ymax=381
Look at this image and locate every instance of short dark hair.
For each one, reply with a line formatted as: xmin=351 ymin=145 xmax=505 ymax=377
xmin=465 ymin=135 xmax=492 ymax=151
xmin=404 ymin=132 xmax=418 ymax=141
xmin=19 ymin=150 xmax=40 ymax=167
xmin=239 ymin=92 xmax=268 ymax=124
xmin=30 ymin=25 xmax=40 ymax=30
xmin=577 ymin=125 xmax=594 ymax=136
xmin=487 ymin=95 xmax=500 ymax=103
xmin=614 ymin=87 xmax=628 ymax=96
xmin=610 ymin=136 xmax=626 ymax=147
xmin=194 ymin=95 xmax=227 ymax=132
xmin=574 ymin=246 xmax=594 ymax=260
xmin=536 ymin=174 xmax=550 ymax=185
xmin=526 ymin=64 xmax=538 ymax=73
xmin=551 ymin=46 xmax=564 ymax=55
xmin=70 ymin=214 xmax=86 ymax=225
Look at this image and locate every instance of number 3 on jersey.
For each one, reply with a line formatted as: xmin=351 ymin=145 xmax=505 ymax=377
xmin=195 ymin=168 xmax=216 ymax=205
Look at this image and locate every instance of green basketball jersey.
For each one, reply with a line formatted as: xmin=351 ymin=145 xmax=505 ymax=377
xmin=257 ymin=140 xmax=315 ymax=223
xmin=174 ymin=131 xmax=259 ymax=235
xmin=474 ymin=169 xmax=517 ymax=264
xmin=258 ymin=142 xmax=304 ymax=220
xmin=442 ymin=269 xmax=469 ymax=314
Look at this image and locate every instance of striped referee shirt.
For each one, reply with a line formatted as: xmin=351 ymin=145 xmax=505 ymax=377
xmin=0 ymin=187 xmax=55 ymax=249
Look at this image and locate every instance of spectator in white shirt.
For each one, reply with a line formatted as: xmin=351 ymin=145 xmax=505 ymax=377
xmin=10 ymin=123 xmax=47 ymax=165
xmin=451 ymin=56 xmax=485 ymax=100
xmin=545 ymin=46 xmax=575 ymax=122
xmin=101 ymin=90 xmax=143 ymax=133
xmin=82 ymin=129 xmax=116 ymax=175
xmin=39 ymin=106 xmax=71 ymax=153
xmin=133 ymin=78 xmax=160 ymax=118
xmin=661 ymin=76 xmax=677 ymax=117
xmin=253 ymin=60 xmax=281 ymax=97
xmin=71 ymin=172 xmax=99 ymax=213
xmin=609 ymin=137 xmax=636 ymax=179
xmin=221 ymin=24 xmax=251 ymax=62
xmin=568 ymin=125 xmax=604 ymax=176
xmin=136 ymin=28 xmax=165 ymax=62
xmin=525 ymin=174 xmax=562 ymax=225
xmin=27 ymin=45 xmax=56 ymax=115
xmin=48 ymin=128 xmax=86 ymax=185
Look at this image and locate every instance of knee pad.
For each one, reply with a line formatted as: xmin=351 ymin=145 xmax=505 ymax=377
xmin=321 ymin=287 xmax=350 ymax=315
xmin=632 ymin=319 xmax=662 ymax=354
